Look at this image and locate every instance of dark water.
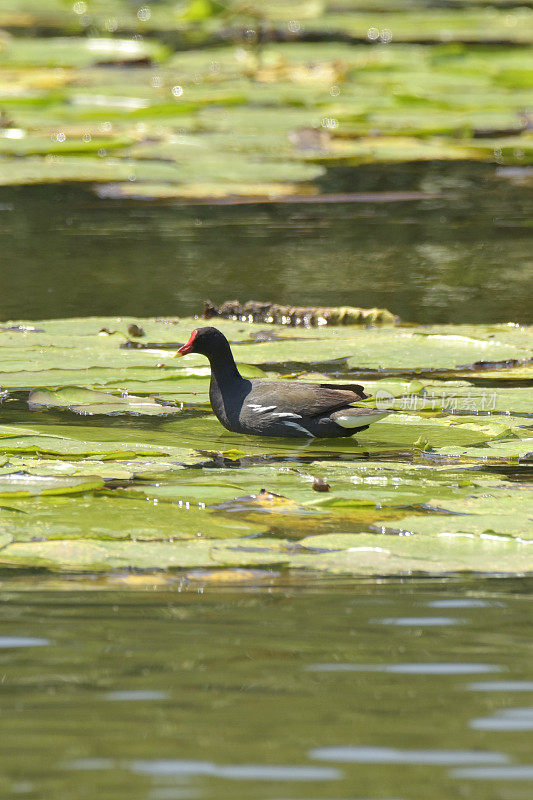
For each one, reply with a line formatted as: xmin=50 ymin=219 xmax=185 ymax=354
xmin=0 ymin=577 xmax=531 ymax=800
xmin=1 ymin=162 xmax=532 ymax=325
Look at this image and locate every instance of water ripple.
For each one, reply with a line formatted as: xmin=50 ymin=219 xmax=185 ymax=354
xmin=310 ymin=746 xmax=509 ymax=766
xmin=131 ymin=760 xmax=341 ymax=781
xmin=0 ymin=636 xmax=50 ymax=648
xmin=451 ymin=765 xmax=533 ymax=780
xmin=427 ymin=599 xmax=499 ymax=609
xmin=373 ymin=617 xmax=464 ymax=626
xmin=105 ymin=691 xmax=169 ymax=701
xmin=467 ymin=681 xmax=533 ymax=692
xmin=66 ymin=758 xmax=341 ymax=782
xmin=306 ymin=663 xmax=499 ymax=675
xmin=471 ymin=707 xmax=533 ymax=731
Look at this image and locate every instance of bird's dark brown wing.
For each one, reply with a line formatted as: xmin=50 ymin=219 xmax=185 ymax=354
xmin=246 ymin=380 xmax=368 ymax=419
xmin=319 ymin=382 xmax=368 ymax=400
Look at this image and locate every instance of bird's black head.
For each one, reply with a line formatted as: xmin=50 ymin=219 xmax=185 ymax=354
xmin=176 ymin=326 xmax=230 ymax=359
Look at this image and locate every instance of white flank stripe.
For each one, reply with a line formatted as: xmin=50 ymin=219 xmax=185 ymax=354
xmin=334 ymin=411 xmax=389 ymax=429
xmin=272 ymin=412 xmax=302 ymax=419
xmin=283 ymin=421 xmax=314 ymax=437
xmin=247 ymin=403 xmax=277 ymax=413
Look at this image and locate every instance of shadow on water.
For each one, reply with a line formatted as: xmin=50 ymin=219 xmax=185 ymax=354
xmin=0 ymin=161 xmax=532 ymax=325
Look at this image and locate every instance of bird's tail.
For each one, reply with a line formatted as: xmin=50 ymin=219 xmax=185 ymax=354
xmin=331 ymin=408 xmax=390 ymax=429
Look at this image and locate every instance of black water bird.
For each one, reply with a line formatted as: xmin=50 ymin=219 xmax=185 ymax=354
xmin=176 ymin=327 xmax=389 ymax=438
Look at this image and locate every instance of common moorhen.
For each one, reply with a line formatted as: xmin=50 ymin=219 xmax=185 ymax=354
xmin=176 ymin=327 xmax=389 ymax=438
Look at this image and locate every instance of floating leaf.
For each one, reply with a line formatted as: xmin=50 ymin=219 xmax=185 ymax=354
xmin=0 ymin=456 xmax=193 ymax=481
xmin=378 ymin=490 xmax=533 ymax=541
xmin=291 ymin=533 xmax=532 ymax=576
xmin=0 ymin=472 xmax=103 ymax=498
xmin=357 ymin=415 xmax=518 ymax=448
xmin=438 ymin=439 xmax=533 ymax=462
xmin=0 ymin=533 xmax=13 ymax=550
xmin=0 ymin=536 xmax=289 ymax=571
xmin=28 ymin=387 xmax=181 ymax=416
xmin=0 ymin=494 xmax=263 ymax=542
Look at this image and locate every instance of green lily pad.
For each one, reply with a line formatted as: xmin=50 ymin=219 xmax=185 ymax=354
xmin=0 ymin=456 xmax=194 ymax=481
xmin=0 ymin=536 xmax=289 ymax=571
xmin=291 ymin=533 xmax=533 ymax=576
xmin=438 ymin=439 xmax=533 ymax=462
xmin=378 ymin=513 xmax=532 ymax=542
xmin=0 ymin=494 xmax=263 ymax=543
xmin=0 ymin=533 xmax=13 ymax=550
xmin=0 ymin=435 xmax=174 ymax=459
xmin=0 ymin=37 xmax=169 ymax=69
xmin=0 ymin=472 xmax=103 ymax=497
xmin=357 ymin=415 xmax=518 ymax=448
xmin=28 ymin=387 xmax=181 ymax=416
xmin=379 ymin=489 xmax=533 ymax=540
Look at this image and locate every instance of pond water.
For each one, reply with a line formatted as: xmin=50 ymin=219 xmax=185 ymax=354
xmin=0 ymin=577 xmax=532 ymax=800
xmin=1 ymin=162 xmax=532 ymax=325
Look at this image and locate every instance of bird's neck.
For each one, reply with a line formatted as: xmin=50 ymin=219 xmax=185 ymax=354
xmin=207 ymin=343 xmax=242 ymax=390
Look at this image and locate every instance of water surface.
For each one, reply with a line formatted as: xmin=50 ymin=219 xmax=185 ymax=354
xmin=1 ymin=162 xmax=532 ymax=325
xmin=0 ymin=577 xmax=531 ymax=800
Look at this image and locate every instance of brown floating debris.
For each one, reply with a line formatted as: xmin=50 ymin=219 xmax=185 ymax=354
xmin=203 ymin=299 xmax=398 ymax=326
xmin=127 ymin=324 xmax=145 ymax=338
xmin=94 ymin=56 xmax=154 ymax=68
xmin=312 ymin=477 xmax=331 ymax=493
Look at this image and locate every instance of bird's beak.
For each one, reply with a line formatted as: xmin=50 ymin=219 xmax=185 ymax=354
xmin=174 ymin=330 xmax=197 ymax=357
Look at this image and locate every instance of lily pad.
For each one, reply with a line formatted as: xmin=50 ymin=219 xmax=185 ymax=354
xmin=438 ymin=439 xmax=533 ymax=462
xmin=0 ymin=456 xmax=193 ymax=481
xmin=0 ymin=533 xmax=13 ymax=550
xmin=0 ymin=472 xmax=103 ymax=497
xmin=0 ymin=37 xmax=169 ymax=69
xmin=28 ymin=387 xmax=181 ymax=416
xmin=356 ymin=415 xmax=518 ymax=448
xmin=0 ymin=494 xmax=263 ymax=542
xmin=0 ymin=536 xmax=290 ymax=571
xmin=378 ymin=489 xmax=533 ymax=541
xmin=291 ymin=533 xmax=533 ymax=576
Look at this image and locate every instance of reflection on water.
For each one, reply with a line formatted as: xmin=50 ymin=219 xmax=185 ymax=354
xmin=0 ymin=636 xmax=50 ymax=647
xmin=374 ymin=616 xmax=463 ymax=626
xmin=468 ymin=681 xmax=533 ymax=691
xmin=426 ymin=599 xmax=497 ymax=608
xmin=105 ymin=690 xmax=170 ymax=702
xmin=451 ymin=765 xmax=533 ymax=780
xmin=310 ymin=746 xmax=509 ymax=765
xmin=0 ymin=578 xmax=531 ymax=800
xmin=0 ymin=162 xmax=532 ymax=325
xmin=68 ymin=758 xmax=341 ymax=781
xmin=307 ymin=663 xmax=500 ymax=675
xmin=131 ymin=762 xmax=341 ymax=781
xmin=470 ymin=707 xmax=533 ymax=731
